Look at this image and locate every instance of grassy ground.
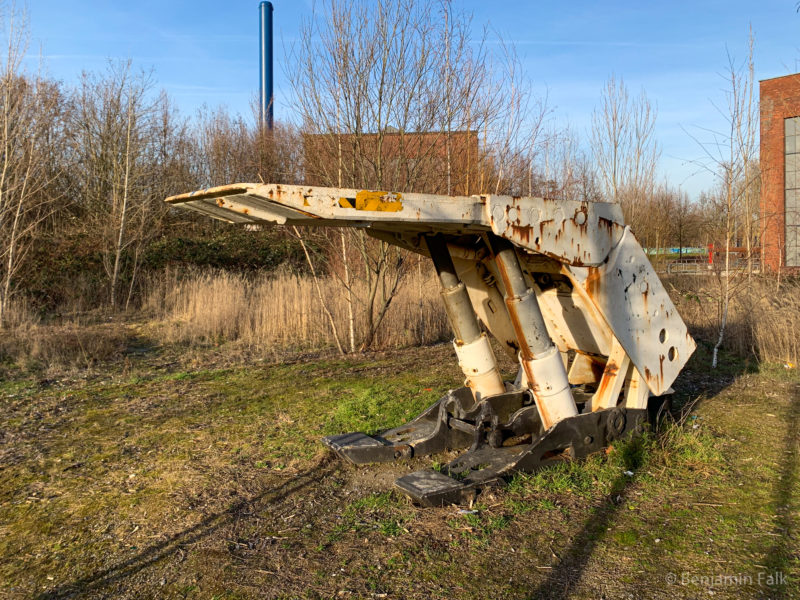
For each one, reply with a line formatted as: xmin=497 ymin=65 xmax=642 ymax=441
xmin=1 ymin=339 xmax=798 ymax=599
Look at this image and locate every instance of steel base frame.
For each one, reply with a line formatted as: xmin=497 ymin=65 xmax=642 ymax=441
xmin=322 ymin=386 xmax=652 ymax=506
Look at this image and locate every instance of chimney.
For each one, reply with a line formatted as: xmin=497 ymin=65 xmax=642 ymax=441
xmin=259 ymin=1 xmax=274 ymax=130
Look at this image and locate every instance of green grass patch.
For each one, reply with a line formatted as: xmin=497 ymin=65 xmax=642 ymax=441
xmin=323 ymin=491 xmax=412 ymax=546
xmin=324 ymin=380 xmax=440 ymax=436
xmin=448 ymin=510 xmax=513 ymax=546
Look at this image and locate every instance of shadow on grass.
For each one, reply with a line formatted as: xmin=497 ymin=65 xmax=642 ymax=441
xmin=763 ymin=384 xmax=800 ymax=599
xmin=36 ymin=458 xmax=337 ymax=600
xmin=669 ymin=340 xmax=759 ymax=414
xmin=524 ymin=345 xmax=764 ymax=599
xmin=527 ymin=436 xmax=648 ymax=600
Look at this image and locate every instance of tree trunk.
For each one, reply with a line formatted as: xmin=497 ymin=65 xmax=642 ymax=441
xmin=111 ymin=102 xmax=134 ymax=310
xmin=293 ymin=226 xmax=345 ymax=355
xmin=342 ymin=230 xmax=355 ymax=353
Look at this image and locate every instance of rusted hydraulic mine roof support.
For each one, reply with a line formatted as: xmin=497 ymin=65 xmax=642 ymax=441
xmin=166 ymin=182 xmax=696 ymax=505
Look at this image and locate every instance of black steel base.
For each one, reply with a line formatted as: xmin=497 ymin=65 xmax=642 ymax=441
xmin=322 ymin=386 xmax=651 ymax=506
xmin=396 ymin=406 xmax=647 ymax=506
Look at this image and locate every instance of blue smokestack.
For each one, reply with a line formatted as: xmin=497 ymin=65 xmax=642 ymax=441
xmin=259 ymin=1 xmax=274 ymax=130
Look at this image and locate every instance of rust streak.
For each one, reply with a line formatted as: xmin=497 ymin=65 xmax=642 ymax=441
xmin=598 ymin=217 xmax=615 ymax=234
xmin=525 ymin=362 xmax=554 ymax=429
xmin=294 ymin=208 xmax=322 ymax=219
xmin=509 ymin=224 xmax=533 ymax=245
xmin=584 ymin=266 xmax=602 ymax=300
xmin=603 ymin=361 xmax=619 ymax=378
xmin=592 ymin=357 xmax=618 ymax=410
xmin=595 ymin=361 xmax=617 ymax=396
xmin=505 ymin=298 xmax=534 ymax=360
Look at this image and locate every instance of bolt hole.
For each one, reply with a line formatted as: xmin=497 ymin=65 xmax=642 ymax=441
xmin=659 ymin=329 xmax=668 ymax=344
xmin=668 ymin=347 xmax=677 ymax=362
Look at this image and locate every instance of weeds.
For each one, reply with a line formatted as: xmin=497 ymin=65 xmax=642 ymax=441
xmin=0 ymin=320 xmax=129 ymax=373
xmin=668 ymin=273 xmax=800 ymax=365
xmin=449 ymin=510 xmax=513 ymax=546
xmin=2 ymin=341 xmax=795 ymax=599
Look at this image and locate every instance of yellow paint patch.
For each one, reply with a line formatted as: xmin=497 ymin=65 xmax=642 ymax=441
xmin=338 ymin=190 xmax=403 ymax=212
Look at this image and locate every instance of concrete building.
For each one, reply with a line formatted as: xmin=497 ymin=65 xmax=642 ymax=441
xmin=760 ymin=72 xmax=800 ymax=270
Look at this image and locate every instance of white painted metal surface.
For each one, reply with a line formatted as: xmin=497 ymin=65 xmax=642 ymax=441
xmin=566 ymin=227 xmax=696 ymax=396
xmin=453 ymin=333 xmax=506 ymax=400
xmin=167 ymin=183 xmax=696 ymax=400
xmin=519 ymin=346 xmax=578 ymax=429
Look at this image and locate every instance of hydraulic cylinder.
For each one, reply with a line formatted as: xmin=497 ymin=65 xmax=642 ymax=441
xmin=491 ymin=237 xmax=578 ymax=429
xmin=425 ymin=234 xmax=505 ymax=400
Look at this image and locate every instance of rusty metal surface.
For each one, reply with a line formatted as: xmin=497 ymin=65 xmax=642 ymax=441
xmin=167 ymin=183 xmax=695 ymax=396
xmin=167 ymin=181 xmax=698 ymax=505
xmin=485 ymin=195 xmax=625 ymax=267
xmin=569 ymin=226 xmax=696 ymax=396
xmin=167 ymin=183 xmax=487 ymax=230
xmin=534 ymin=284 xmax=612 ymax=357
xmin=166 ymin=183 xmax=626 ymax=266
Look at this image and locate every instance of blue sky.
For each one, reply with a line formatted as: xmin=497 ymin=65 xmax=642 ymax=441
xmin=21 ymin=1 xmax=800 ymax=197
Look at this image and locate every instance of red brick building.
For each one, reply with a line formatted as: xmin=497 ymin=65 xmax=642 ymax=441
xmin=760 ymin=73 xmax=800 ymax=270
xmin=303 ymin=130 xmax=480 ymax=196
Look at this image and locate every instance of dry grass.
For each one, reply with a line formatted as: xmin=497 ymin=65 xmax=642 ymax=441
xmin=0 ymin=299 xmax=128 ymax=372
xmin=2 ymin=268 xmax=797 ymax=373
xmin=667 ymin=273 xmax=800 ymax=365
xmin=149 ymin=268 xmax=799 ymax=366
xmin=747 ymin=278 xmax=800 ymax=365
xmin=142 ymin=268 xmax=451 ymax=352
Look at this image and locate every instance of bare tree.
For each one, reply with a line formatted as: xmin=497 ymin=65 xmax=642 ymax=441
xmin=590 ymin=75 xmax=660 ymax=229
xmin=194 ymin=105 xmax=254 ymax=187
xmin=672 ymin=187 xmax=701 ymax=260
xmin=0 ymin=7 xmax=62 ymax=327
xmin=71 ymin=61 xmax=173 ymax=309
xmin=533 ymin=124 xmax=601 ymax=203
xmin=289 ymin=0 xmax=541 ymax=351
xmin=289 ymin=0 xmax=546 ymax=351
xmin=690 ymin=33 xmax=759 ymax=368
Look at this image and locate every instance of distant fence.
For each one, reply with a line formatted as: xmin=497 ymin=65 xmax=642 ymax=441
xmin=645 ymin=247 xmax=706 ymax=257
xmin=664 ymin=255 xmax=761 ymax=275
xmin=646 ymin=245 xmax=761 ymax=275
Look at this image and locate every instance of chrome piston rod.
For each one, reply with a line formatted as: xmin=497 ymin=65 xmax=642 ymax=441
xmin=491 ymin=237 xmax=578 ymax=429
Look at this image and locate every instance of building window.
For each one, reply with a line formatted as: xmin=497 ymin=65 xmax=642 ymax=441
xmin=786 ymin=117 xmax=800 ymax=267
